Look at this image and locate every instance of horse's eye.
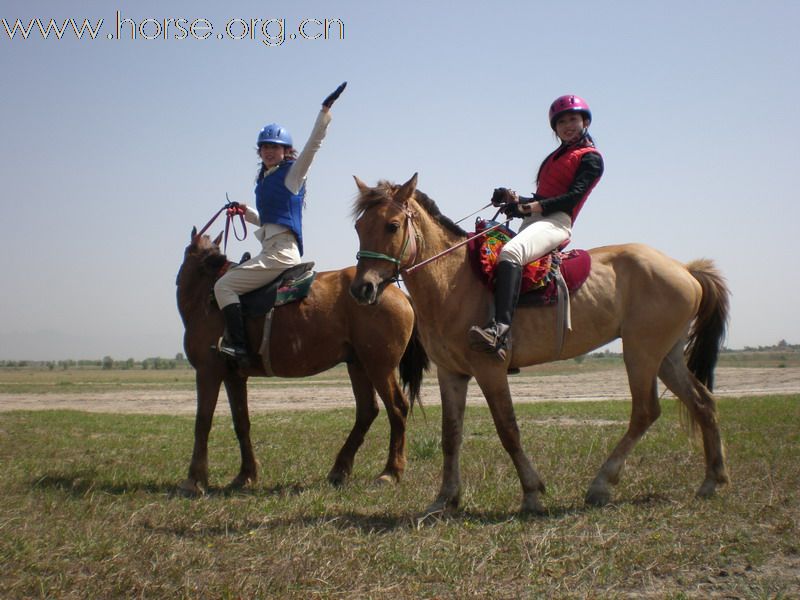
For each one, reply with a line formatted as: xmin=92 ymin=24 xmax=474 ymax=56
xmin=387 ymin=222 xmax=401 ymax=233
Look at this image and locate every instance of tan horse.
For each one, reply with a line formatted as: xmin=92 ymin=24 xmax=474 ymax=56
xmin=350 ymin=174 xmax=730 ymax=515
xmin=176 ymin=229 xmax=428 ymax=495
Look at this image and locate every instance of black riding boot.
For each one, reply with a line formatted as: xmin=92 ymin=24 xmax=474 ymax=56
xmin=469 ymin=260 xmax=523 ymax=361
xmin=218 ymin=303 xmax=251 ymax=369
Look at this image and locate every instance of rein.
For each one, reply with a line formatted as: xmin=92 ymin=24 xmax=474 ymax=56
xmin=404 ymin=219 xmax=511 ymax=274
xmin=454 ymin=201 xmax=493 ymax=225
xmin=195 ymin=195 xmax=247 ymax=252
xmin=356 ymin=201 xmax=511 ymax=278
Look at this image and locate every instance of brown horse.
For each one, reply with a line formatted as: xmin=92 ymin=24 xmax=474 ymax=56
xmin=176 ymin=228 xmax=428 ymax=495
xmin=350 ymin=174 xmax=730 ymax=515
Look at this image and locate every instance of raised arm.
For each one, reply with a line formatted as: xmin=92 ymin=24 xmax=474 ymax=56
xmin=285 ymin=82 xmax=346 ymax=195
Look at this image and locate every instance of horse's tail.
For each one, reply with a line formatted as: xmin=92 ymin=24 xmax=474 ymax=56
xmin=399 ymin=321 xmax=429 ymax=411
xmin=685 ymin=259 xmax=730 ymax=391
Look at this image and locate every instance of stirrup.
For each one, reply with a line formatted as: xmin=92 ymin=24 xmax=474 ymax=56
xmin=468 ymin=322 xmax=511 ymax=361
xmin=215 ymin=337 xmax=251 ymax=368
xmin=494 ymin=339 xmax=510 ymax=362
xmin=468 ymin=325 xmax=498 ymax=351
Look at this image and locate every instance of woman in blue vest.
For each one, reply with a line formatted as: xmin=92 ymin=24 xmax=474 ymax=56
xmin=469 ymin=94 xmax=604 ymax=361
xmin=214 ymin=82 xmax=347 ymax=367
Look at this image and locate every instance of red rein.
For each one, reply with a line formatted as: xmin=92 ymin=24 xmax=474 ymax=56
xmin=195 ymin=202 xmax=247 ymax=252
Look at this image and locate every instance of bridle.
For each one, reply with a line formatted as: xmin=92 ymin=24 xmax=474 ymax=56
xmin=355 ymin=203 xmax=420 ymax=282
xmin=355 ymin=200 xmax=513 ymax=282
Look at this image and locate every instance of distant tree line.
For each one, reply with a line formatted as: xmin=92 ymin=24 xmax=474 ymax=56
xmin=1 ymin=342 xmax=797 ymax=370
xmin=721 ymin=340 xmax=799 ymax=352
xmin=0 ymin=353 xmax=192 ymax=370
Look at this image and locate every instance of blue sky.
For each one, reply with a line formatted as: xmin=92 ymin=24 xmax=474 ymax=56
xmin=1 ymin=0 xmax=798 ymax=360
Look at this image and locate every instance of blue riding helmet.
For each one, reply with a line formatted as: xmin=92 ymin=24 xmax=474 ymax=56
xmin=257 ymin=123 xmax=292 ymax=147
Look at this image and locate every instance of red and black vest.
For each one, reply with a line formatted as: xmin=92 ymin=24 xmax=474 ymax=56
xmin=536 ymin=146 xmax=601 ymax=223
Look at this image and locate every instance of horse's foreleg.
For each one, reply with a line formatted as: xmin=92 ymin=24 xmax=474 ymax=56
xmin=424 ymin=369 xmax=470 ymax=517
xmin=658 ymin=344 xmax=729 ymax=498
xmin=328 ymin=362 xmax=379 ymax=486
xmin=586 ymin=358 xmax=660 ymax=507
xmin=224 ymin=374 xmax=257 ymax=489
xmin=179 ymin=368 xmax=222 ymax=496
xmin=476 ymin=372 xmax=546 ymax=515
xmin=373 ymin=373 xmax=410 ymax=484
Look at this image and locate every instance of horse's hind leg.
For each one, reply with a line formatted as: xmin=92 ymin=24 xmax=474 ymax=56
xmin=658 ymin=342 xmax=728 ymax=498
xmin=224 ymin=374 xmax=258 ymax=489
xmin=328 ymin=361 xmax=380 ymax=486
xmin=586 ymin=351 xmax=661 ymax=507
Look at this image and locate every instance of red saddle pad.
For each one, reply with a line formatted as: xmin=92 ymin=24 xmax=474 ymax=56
xmin=467 ymin=220 xmax=591 ymax=306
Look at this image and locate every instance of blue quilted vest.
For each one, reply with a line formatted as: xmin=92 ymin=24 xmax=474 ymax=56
xmin=254 ymin=161 xmax=306 ymax=255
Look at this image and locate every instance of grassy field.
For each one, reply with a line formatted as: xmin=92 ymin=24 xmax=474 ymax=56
xmin=1 ymin=393 xmax=798 ymax=598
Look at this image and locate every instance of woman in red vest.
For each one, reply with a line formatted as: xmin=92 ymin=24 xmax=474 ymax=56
xmin=469 ymin=94 xmax=604 ymax=360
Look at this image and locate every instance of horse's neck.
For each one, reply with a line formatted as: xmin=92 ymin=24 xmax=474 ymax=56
xmin=176 ymin=267 xmax=216 ymax=324
xmin=404 ymin=218 xmax=474 ymax=308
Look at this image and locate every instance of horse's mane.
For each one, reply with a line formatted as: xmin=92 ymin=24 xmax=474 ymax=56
xmin=176 ymin=235 xmax=229 ymax=315
xmin=184 ymin=235 xmax=229 ymax=277
xmin=352 ymin=180 xmax=468 ymax=238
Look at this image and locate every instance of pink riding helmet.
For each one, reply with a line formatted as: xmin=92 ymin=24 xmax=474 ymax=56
xmin=548 ymin=95 xmax=592 ymax=130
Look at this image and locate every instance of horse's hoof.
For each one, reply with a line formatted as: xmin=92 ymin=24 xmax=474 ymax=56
xmin=177 ymin=479 xmax=205 ymax=498
xmin=416 ymin=493 xmax=460 ymax=526
xmin=227 ymin=474 xmax=256 ymax=490
xmin=520 ymin=494 xmax=547 ymax=515
xmin=374 ymin=472 xmax=399 ymax=486
xmin=414 ymin=502 xmax=450 ymax=528
xmin=695 ymin=479 xmax=717 ymax=499
xmin=327 ymin=470 xmax=348 ymax=487
xmin=585 ymin=485 xmax=612 ymax=507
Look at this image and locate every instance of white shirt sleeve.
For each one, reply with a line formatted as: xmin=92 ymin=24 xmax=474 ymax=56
xmin=244 ymin=205 xmax=260 ymax=226
xmin=284 ymin=109 xmax=332 ymax=195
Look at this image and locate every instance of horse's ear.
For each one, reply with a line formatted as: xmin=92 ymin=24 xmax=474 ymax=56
xmin=212 ymin=231 xmax=223 ymax=247
xmin=191 ymin=226 xmax=197 ymax=240
xmin=353 ymin=175 xmax=369 ymax=192
xmin=396 ymin=172 xmax=418 ymax=204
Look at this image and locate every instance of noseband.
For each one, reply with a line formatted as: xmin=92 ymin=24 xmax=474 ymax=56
xmin=356 ymin=204 xmax=420 ymax=280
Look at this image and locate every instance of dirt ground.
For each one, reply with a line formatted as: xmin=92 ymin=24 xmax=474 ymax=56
xmin=1 ymin=367 xmax=798 ymax=415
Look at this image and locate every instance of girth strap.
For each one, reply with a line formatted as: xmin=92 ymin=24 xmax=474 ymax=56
xmin=258 ymin=308 xmax=277 ymax=377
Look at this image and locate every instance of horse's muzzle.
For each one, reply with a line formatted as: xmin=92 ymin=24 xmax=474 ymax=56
xmin=349 ymin=280 xmax=379 ymax=305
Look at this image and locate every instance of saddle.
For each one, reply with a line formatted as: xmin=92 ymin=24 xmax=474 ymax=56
xmin=467 ymin=219 xmax=591 ymax=305
xmin=223 ymin=257 xmax=317 ymax=376
xmin=239 ymin=260 xmax=317 ymax=317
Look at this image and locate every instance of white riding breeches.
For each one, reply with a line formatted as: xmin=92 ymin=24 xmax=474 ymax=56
xmin=498 ymin=211 xmax=572 ymax=266
xmin=213 ymin=229 xmax=301 ymax=309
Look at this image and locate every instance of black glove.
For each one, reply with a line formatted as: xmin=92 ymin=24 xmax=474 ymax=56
xmin=491 ymin=187 xmax=514 ymax=207
xmin=502 ymin=202 xmax=528 ymax=219
xmin=322 ymin=81 xmax=347 ymax=108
